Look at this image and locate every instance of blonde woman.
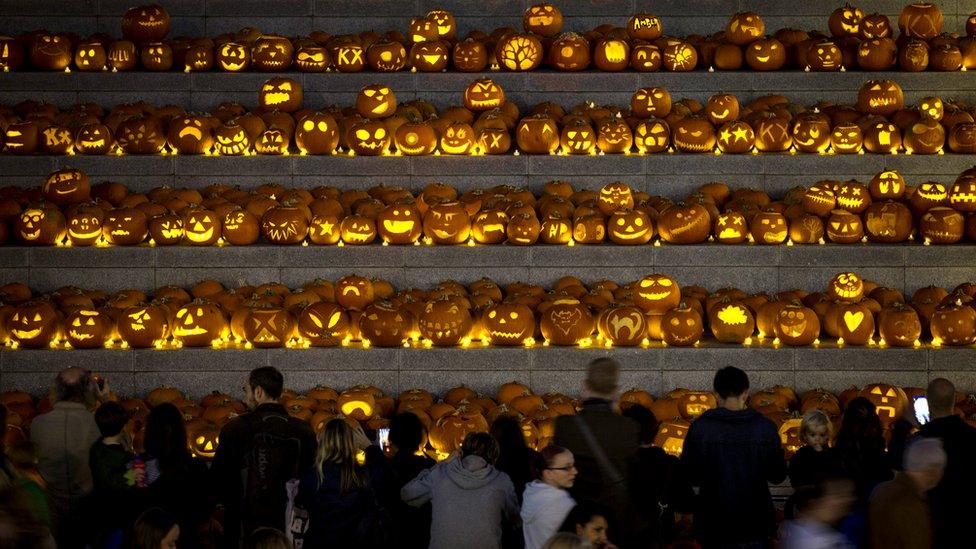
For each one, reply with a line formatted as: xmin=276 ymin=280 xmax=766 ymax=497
xmin=297 ymin=418 xmax=375 ymax=546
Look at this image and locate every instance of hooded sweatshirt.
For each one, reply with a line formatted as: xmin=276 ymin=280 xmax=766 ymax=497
xmin=402 ymin=455 xmax=519 ymax=549
xmin=681 ymin=407 xmax=787 ymax=545
xmin=521 ymin=480 xmax=575 ymax=549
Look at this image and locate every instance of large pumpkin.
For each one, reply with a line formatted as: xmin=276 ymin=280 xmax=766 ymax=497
xmin=539 ymin=298 xmax=594 ymax=346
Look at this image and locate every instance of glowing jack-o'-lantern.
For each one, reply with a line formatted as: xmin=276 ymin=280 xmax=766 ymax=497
xmin=116 ymin=116 xmax=166 ymax=155
xmin=183 ymin=209 xmax=221 ymax=246
xmin=356 ymin=84 xmax=396 ymax=120
xmin=830 ymin=122 xmax=863 ymax=154
xmin=633 ymin=118 xmax=671 ymax=153
xmin=213 ymin=123 xmax=250 ymax=156
xmin=259 ymin=77 xmax=303 ymax=113
xmin=296 ymin=302 xmax=348 ymax=347
xmin=713 ymin=211 xmax=748 ymax=243
xmin=826 ymin=210 xmax=864 ymax=244
xmin=453 ymin=39 xmax=488 ymax=72
xmin=419 ymin=298 xmax=472 ymax=347
xmin=410 ymin=40 xmax=449 ymax=71
xmin=506 ymin=214 xmax=541 ymax=245
xmin=9 ymin=302 xmax=59 ymax=348
xmin=717 ymin=121 xmax=755 ymax=154
xmin=631 ymin=87 xmax=671 ymax=118
xmin=140 ymin=42 xmax=173 ymax=71
xmin=167 ymin=116 xmax=213 ymax=155
xmin=597 ymin=305 xmax=647 ymax=346
xmin=860 ymin=384 xmax=907 ymax=427
xmin=243 ymin=308 xmax=296 ymax=348
xmin=598 ymin=182 xmax=634 ymax=215
xmin=948 ymin=123 xmax=976 ymax=154
xmin=516 ymin=115 xmax=559 ymax=154
xmin=753 ymin=114 xmax=791 ymax=152
xmin=216 ymin=42 xmax=249 ymax=71
xmin=920 ymin=207 xmax=963 ymax=243
xmin=426 ymin=9 xmax=457 ymax=41
xmin=261 ymin=207 xmax=308 ymax=245
xmin=377 ymin=203 xmax=422 ymax=244
xmin=677 ymin=390 xmax=716 ymax=419
xmin=172 ymin=302 xmax=226 ymax=347
xmin=68 ymin=212 xmax=103 ymax=246
xmin=14 ymin=208 xmax=64 ymax=246
xmin=348 ymin=121 xmax=390 ymax=156
xmin=395 ymin=119 xmax=437 ymax=155
xmin=251 ymin=35 xmax=293 ymax=71
xmin=41 ymin=124 xmax=74 ymax=155
xmin=548 ymin=32 xmax=590 ymax=71
xmin=103 ymin=208 xmax=148 ymax=246
xmin=482 ymin=303 xmax=534 ymax=346
xmin=496 ymin=33 xmax=543 ymax=71
xmin=30 ymin=33 xmax=71 ymax=71
xmin=539 ymin=298 xmax=594 ymax=346
xmin=523 ymin=3 xmax=563 ymax=37
xmin=255 ymin=128 xmax=289 ymax=155
xmin=828 ymin=272 xmax=864 ymax=303
xmin=746 ymin=38 xmax=786 ymax=71
xmin=334 ymin=42 xmax=365 ymax=72
xmin=775 ymin=304 xmax=820 ymax=346
xmin=148 ymin=214 xmax=183 ymax=246
xmin=464 ymin=79 xmax=504 ymax=112
xmin=222 ymin=210 xmax=260 ymax=246
xmin=340 ymin=214 xmax=377 ymax=245
xmin=295 ymin=44 xmax=330 ymax=72
xmin=295 ymin=112 xmax=339 ymax=155
xmin=662 ymin=303 xmax=703 ymax=347
xmin=122 ymin=4 xmax=171 ymax=42
xmin=440 ymin=122 xmax=475 ymax=155
xmin=64 ymin=309 xmax=112 ymax=349
xmin=187 ymin=421 xmax=219 ymax=460
xmin=478 ymin=126 xmax=511 ymax=155
xmin=792 ymin=115 xmax=831 ymax=154
xmin=75 ymin=123 xmax=113 ymax=155
xmin=472 ymin=210 xmax=509 ymax=244
xmin=654 ymin=419 xmax=689 ymax=457
xmin=864 ymin=202 xmax=911 ymax=243
xmin=863 ymin=122 xmax=902 ymax=154
xmin=423 ymin=202 xmax=470 ymax=244
xmin=560 ymin=120 xmax=595 ymax=155
xmin=596 ymin=117 xmax=633 ymax=154
xmin=904 ymin=117 xmax=945 ymax=155
xmin=74 ymin=41 xmax=106 ymax=71
xmin=857 ymin=80 xmax=904 ymax=117
xmin=726 ymin=12 xmax=765 ymax=45
xmin=628 ymin=13 xmax=663 ymax=41
xmin=658 ymin=203 xmax=711 ymax=244
xmin=898 ymin=2 xmax=944 ymax=40
xmin=750 ymin=211 xmax=788 ymax=245
xmin=0 ymin=36 xmax=25 ymax=71
xmin=630 ymin=43 xmax=662 ymax=71
xmin=43 ymin=169 xmax=90 ymax=206
xmin=835 ymin=302 xmax=874 ymax=346
xmin=359 ymin=301 xmax=411 ymax=347
xmin=709 ymin=301 xmax=755 ymax=344
xmin=594 ymin=38 xmax=630 ymax=71
xmin=930 ymin=300 xmax=976 ymax=345
xmin=857 ymin=38 xmax=897 ymax=70
xmin=672 ymin=116 xmax=716 ymax=153
xmin=829 ymin=3 xmax=864 ymax=37
xmin=705 ymin=94 xmax=739 ymax=125
xmin=338 ymin=389 xmax=375 ymax=421
xmin=117 ymin=305 xmax=168 ymax=348
xmin=108 ymin=40 xmax=137 ymax=71
xmin=634 ymin=274 xmax=681 ymax=314
xmin=608 ymin=210 xmax=653 ymax=245
xmin=869 ymin=170 xmax=905 ymax=201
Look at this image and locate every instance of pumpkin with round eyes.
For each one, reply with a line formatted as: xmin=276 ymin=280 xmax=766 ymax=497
xmin=358 ymin=301 xmax=411 ymax=347
xmin=828 ymin=3 xmax=863 ymax=37
xmin=930 ymin=299 xmax=976 ymax=346
xmin=657 ymin=202 xmax=711 ymax=244
xmin=661 ymin=303 xmax=703 ymax=347
xmin=903 ymin=116 xmax=945 ymax=155
xmin=750 ymin=210 xmax=788 ymax=245
xmin=335 ymin=276 xmax=374 ymax=311
xmin=452 ymin=39 xmax=489 ymax=72
xmin=122 ymin=4 xmax=171 ymax=42
xmin=181 ymin=209 xmax=221 ymax=246
xmin=294 ymin=112 xmax=339 ymax=155
xmin=775 ymin=304 xmax=820 ymax=346
xmin=410 ymin=40 xmax=450 ymax=72
xmin=597 ymin=182 xmax=634 ymax=215
xmin=348 ymin=120 xmax=390 ymax=156
xmin=716 ymin=121 xmax=755 ymax=154
xmin=356 ymin=84 xmax=397 ymax=120
xmin=339 ymin=214 xmax=377 ymax=245
xmin=67 ymin=211 xmax=104 ymax=246
xmin=419 ymin=298 xmax=472 ymax=347
xmin=28 ymin=33 xmax=71 ymax=71
xmin=440 ymin=122 xmax=475 ymax=155
xmin=8 ymin=301 xmax=59 ymax=348
xmin=899 ymin=2 xmax=944 ymax=40
xmin=633 ymin=118 xmax=671 ymax=154
xmin=117 ymin=304 xmax=168 ymax=348
xmin=628 ymin=13 xmax=663 ymax=41
xmin=43 ymin=169 xmax=90 ymax=206
xmin=745 ymin=38 xmax=786 ymax=71
xmin=593 ymin=38 xmax=630 ymax=71
xmin=806 ymin=40 xmax=842 ymax=71
xmin=857 ymin=79 xmax=903 ymax=116
xmin=523 ymin=2 xmax=563 ymax=37
xmin=259 ymin=77 xmax=302 ymax=113
xmin=102 ymin=207 xmax=148 ymax=246
xmin=607 ymin=209 xmax=653 ymax=245
xmin=672 ymin=116 xmax=716 ymax=153
xmin=139 ymin=42 xmax=173 ymax=71
xmin=726 ymin=12 xmax=765 ymax=46
xmin=167 ymin=115 xmax=213 ymax=155
xmin=172 ymin=302 xmax=226 ymax=347
xmin=597 ymin=305 xmax=647 ymax=347
xmin=394 ymin=118 xmax=437 ymax=156
xmin=633 ymin=274 xmax=680 ymax=314
xmin=464 ymin=78 xmax=504 ymax=112
xmin=548 ymin=32 xmax=591 ymax=71
xmin=862 ymin=122 xmax=902 ymax=154
xmin=857 ymin=38 xmax=897 ymax=70
xmin=573 ymin=214 xmax=606 ymax=244
xmin=516 ymin=115 xmax=560 ymax=154
xmin=830 ymin=122 xmax=863 ymax=154
xmin=495 ymin=33 xmax=543 ymax=71
xmin=662 ymin=41 xmax=697 ymax=71
xmin=261 ymin=206 xmax=308 ymax=245
xmin=251 ymin=35 xmax=293 ymax=71
xmin=423 ymin=202 xmax=470 ymax=244
xmin=828 ymin=272 xmax=864 ymax=303
xmin=376 ymin=203 xmax=422 ymax=245
xmin=560 ymin=120 xmax=595 ymax=155
xmin=705 ymin=94 xmax=739 ymax=125
xmin=64 ymin=309 xmax=113 ymax=349
xmin=631 ymin=87 xmax=672 ymax=119
xmin=471 ymin=209 xmax=509 ymax=244
xmin=148 ymin=213 xmax=183 ymax=246
xmin=365 ymin=40 xmax=405 ymax=72
xmin=539 ymin=298 xmax=594 ymax=346
xmin=482 ymin=303 xmax=535 ymax=346
xmin=826 ymin=210 xmax=864 ymax=243
xmin=74 ymin=41 xmax=107 ymax=71
xmin=243 ymin=307 xmax=296 ymax=348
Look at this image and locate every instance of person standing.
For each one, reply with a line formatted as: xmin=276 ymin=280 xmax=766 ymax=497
xmin=681 ymin=366 xmax=787 ymax=549
xmin=868 ymin=438 xmax=946 ymax=549
xmin=915 ymin=378 xmax=976 ymax=548
xmin=779 ymin=477 xmax=855 ymax=549
xmin=522 ymin=446 xmax=577 ymax=549
xmin=553 ymin=358 xmax=639 ymax=535
xmin=30 ymin=367 xmax=107 ymax=548
xmin=211 ymin=367 xmax=317 ymax=547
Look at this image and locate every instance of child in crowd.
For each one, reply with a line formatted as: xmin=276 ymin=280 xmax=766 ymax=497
xmin=6 ymin=440 xmax=52 ymax=529
xmin=789 ymin=410 xmax=842 ymax=489
xmin=89 ymin=401 xmax=135 ymax=548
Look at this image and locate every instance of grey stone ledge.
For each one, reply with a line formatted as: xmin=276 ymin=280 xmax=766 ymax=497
xmin=793 ymin=347 xmax=927 ymax=371
xmin=154 ymin=246 xmax=281 ymax=268
xmin=29 ymin=246 xmax=153 ymax=268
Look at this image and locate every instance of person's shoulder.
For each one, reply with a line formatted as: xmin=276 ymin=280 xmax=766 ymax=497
xmin=286 ymin=415 xmax=316 ymax=435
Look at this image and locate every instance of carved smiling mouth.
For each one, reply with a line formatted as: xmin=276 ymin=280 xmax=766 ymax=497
xmin=668 ymin=222 xmax=704 ymax=236
xmin=639 ymin=291 xmax=671 ymax=301
xmin=837 ymin=197 xmax=863 ymax=209
xmin=263 ymin=92 xmax=291 ymax=105
xmin=834 ymin=287 xmax=860 ymax=299
xmin=266 ymin=228 xmax=298 ymax=241
xmin=684 ymin=404 xmax=709 ymax=416
xmin=615 ymin=228 xmax=649 ymax=240
xmin=662 ymin=438 xmax=684 ymax=456
xmin=763 ymin=230 xmax=787 ymax=243
xmin=431 ymin=228 xmax=457 ymax=240
xmin=489 ymin=330 xmax=524 ymax=339
xmin=754 ymin=55 xmax=770 ymax=62
xmin=20 ymin=229 xmax=40 ymax=240
xmin=251 ymin=329 xmax=279 ymax=343
xmin=441 ymin=143 xmax=469 ymax=154
xmin=468 ymin=99 xmax=498 ymax=108
xmin=782 ymin=321 xmax=807 ymax=337
xmin=173 ymin=326 xmax=207 ymax=336
xmin=11 ymin=328 xmax=41 ymax=339
xmin=675 ymin=140 xmax=712 ymax=152
xmin=186 ymin=227 xmax=214 ymax=242
xmin=179 ymin=127 xmax=203 ymax=140
xmin=69 ymin=229 xmax=101 ymax=240
xmin=383 ymin=220 xmax=414 ymax=234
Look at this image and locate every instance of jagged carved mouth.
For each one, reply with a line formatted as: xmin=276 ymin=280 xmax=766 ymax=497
xmin=782 ymin=321 xmax=807 ymax=337
xmin=762 ymin=230 xmax=787 ymax=243
xmin=68 ymin=330 xmax=94 ymax=341
xmin=20 ymin=229 xmax=40 ymax=240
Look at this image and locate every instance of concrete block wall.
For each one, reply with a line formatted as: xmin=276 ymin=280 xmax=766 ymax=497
xmin=3 ymin=0 xmax=976 ymax=397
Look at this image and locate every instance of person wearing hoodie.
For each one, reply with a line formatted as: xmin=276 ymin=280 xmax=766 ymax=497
xmin=522 ymin=446 xmax=577 ymax=549
xmin=681 ymin=367 xmax=787 ymax=549
xmin=402 ymin=431 xmax=520 ymax=549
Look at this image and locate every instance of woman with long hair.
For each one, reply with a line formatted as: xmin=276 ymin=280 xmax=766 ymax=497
xmin=522 ymin=445 xmax=577 ymax=549
xmin=297 ymin=418 xmax=375 ymax=546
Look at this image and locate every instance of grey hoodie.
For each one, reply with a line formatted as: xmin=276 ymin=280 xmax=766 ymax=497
xmin=402 ymin=455 xmax=520 ymax=549
xmin=521 ymin=480 xmax=576 ymax=549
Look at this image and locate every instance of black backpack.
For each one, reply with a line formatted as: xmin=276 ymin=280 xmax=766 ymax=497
xmin=240 ymin=411 xmax=306 ymax=532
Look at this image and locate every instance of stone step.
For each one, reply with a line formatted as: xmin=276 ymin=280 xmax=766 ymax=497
xmin=2 ymin=243 xmax=973 ymax=294
xmin=1 ymin=344 xmax=970 ymax=397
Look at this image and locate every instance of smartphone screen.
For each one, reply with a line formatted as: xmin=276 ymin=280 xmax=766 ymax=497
xmin=377 ymin=428 xmax=390 ymax=450
xmin=913 ymin=396 xmax=930 ymax=425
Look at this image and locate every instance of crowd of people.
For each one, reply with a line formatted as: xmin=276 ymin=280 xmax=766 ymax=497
xmin=0 ymin=360 xmax=972 ymax=549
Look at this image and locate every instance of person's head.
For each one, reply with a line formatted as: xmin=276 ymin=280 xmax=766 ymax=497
xmin=461 ymin=431 xmax=500 ymax=464
xmin=95 ymin=401 xmax=129 ymax=438
xmin=622 ymin=404 xmax=658 ymax=446
xmin=532 ymin=445 xmax=576 ymax=489
xmin=53 ymin=367 xmax=96 ymax=406
xmin=5 ymin=440 xmax=39 ymax=470
xmin=245 ymin=527 xmax=291 ymax=549
xmin=131 ymin=507 xmax=179 ymax=549
xmin=389 ymin=412 xmax=427 ymax=455
xmin=564 ymin=502 xmax=610 ymax=547
xmin=490 ymin=415 xmax=528 ymax=459
xmin=315 ymin=418 xmax=362 ymax=491
xmin=713 ymin=366 xmax=749 ymax=408
xmin=792 ymin=477 xmax=855 ymax=525
xmin=926 ymin=378 xmax=955 ymax=418
xmin=542 ymin=532 xmax=589 ymax=549
xmin=836 ymin=396 xmax=884 ymax=450
xmin=584 ymin=358 xmax=618 ymax=399
xmin=801 ymin=410 xmax=833 ymax=450
xmin=903 ymin=437 xmax=947 ymax=492
xmin=245 ymin=366 xmax=283 ymax=409
xmin=144 ymin=403 xmax=190 ymax=468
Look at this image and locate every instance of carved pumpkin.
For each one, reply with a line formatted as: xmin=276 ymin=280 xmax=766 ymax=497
xmin=726 ymin=12 xmax=765 ymax=45
xmin=423 ymin=202 xmax=470 ymax=244
xmin=633 ymin=274 xmax=681 ymax=314
xmin=122 ymin=4 xmax=171 ymax=42
xmin=340 ymin=214 xmax=377 ymax=245
xmin=243 ymin=307 xmax=296 ymax=348
xmin=419 ymin=298 xmax=472 ymax=346
xmin=259 ymin=77 xmax=302 ymax=113
xmin=523 ymin=3 xmax=563 ymax=37
xmin=717 ymin=121 xmax=755 ymax=154
xmin=356 ymin=84 xmax=396 ymax=120
xmin=216 ymin=42 xmax=249 ymax=71
xmin=9 ymin=302 xmax=59 ymax=348
xmin=348 ymin=120 xmax=390 ymax=156
xmin=898 ymin=2 xmax=944 ymax=40
xmin=539 ymin=298 xmax=593 ymax=346
xmin=117 ymin=305 xmax=168 ymax=348
xmin=597 ymin=305 xmax=647 ymax=346
xmin=661 ymin=303 xmax=703 ymax=347
xmin=222 ymin=210 xmax=260 ymax=246
xmin=103 ymin=208 xmax=148 ymax=246
xmin=359 ymin=301 xmax=411 ymax=347
xmin=295 ymin=112 xmax=339 ymax=155
xmin=366 ymin=40 xmax=406 ymax=72
xmin=775 ymin=304 xmax=820 ymax=346
xmin=516 ymin=115 xmax=560 ymax=154
xmin=68 ymin=211 xmax=104 ymax=246
xmin=261 ymin=206 xmax=308 ymax=245
xmin=172 ymin=302 xmax=226 ymax=347
xmin=672 ymin=116 xmax=716 ymax=153
xmin=829 ymin=3 xmax=864 ymax=37
xmin=657 ymin=203 xmax=711 ymax=244
xmin=857 ymin=80 xmax=904 ymax=117
xmin=878 ymin=303 xmax=921 ymax=347
xmin=654 ymin=419 xmax=690 ymax=457
xmin=930 ymin=300 xmax=976 ymax=345
xmin=251 ymin=35 xmax=293 ymax=71
xmin=482 ymin=303 xmax=535 ymax=346
xmin=64 ymin=309 xmax=113 ymax=349
xmin=495 ymin=33 xmax=543 ymax=71
xmin=608 ymin=209 xmax=653 ymax=245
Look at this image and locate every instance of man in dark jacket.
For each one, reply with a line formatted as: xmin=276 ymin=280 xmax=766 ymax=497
xmin=681 ymin=367 xmax=787 ymax=549
xmin=553 ymin=358 xmax=639 ymax=540
xmin=211 ymin=367 xmax=316 ymax=548
xmin=917 ymin=378 xmax=976 ymax=549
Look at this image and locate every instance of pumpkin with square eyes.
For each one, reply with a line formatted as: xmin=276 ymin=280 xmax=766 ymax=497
xmin=148 ymin=213 xmax=183 ymax=246
xmin=482 ymin=303 xmax=535 ymax=346
xmin=355 ymin=84 xmax=396 ymax=120
xmin=216 ymin=42 xmax=249 ymax=71
xmin=182 ymin=209 xmax=221 ymax=246
xmin=672 ymin=116 xmax=716 ymax=153
xmin=122 ymin=4 xmax=171 ymax=42
xmin=658 ymin=203 xmax=711 ymax=244
xmin=661 ymin=303 xmax=703 ymax=347
xmin=899 ymin=2 xmax=944 ymax=40
xmin=9 ymin=302 xmax=59 ymax=348
xmin=523 ymin=2 xmax=563 ymax=37
xmin=103 ymin=207 xmax=148 ymax=246
xmin=172 ymin=302 xmax=227 ymax=347
xmin=261 ymin=206 xmax=308 ymax=245
xmin=74 ymin=41 xmax=106 ymax=71
xmin=377 ymin=203 xmax=422 ymax=244
xmin=295 ymin=112 xmax=339 ymax=155
xmin=68 ymin=211 xmax=104 ymax=246
xmin=294 ymin=43 xmax=330 ymax=72
xmin=516 ymin=115 xmax=560 ymax=154
xmin=419 ymin=298 xmax=472 ymax=347
xmin=540 ymin=298 xmax=594 ymax=346
xmin=750 ymin=210 xmax=788 ymax=245
xmin=830 ymin=122 xmax=863 ymax=154
xmin=775 ymin=303 xmax=820 ymax=346
xmin=726 ymin=12 xmax=765 ymax=45
xmin=496 ymin=33 xmax=543 ymax=71
xmin=260 ymin=77 xmax=303 ymax=113
xmin=64 ymin=309 xmax=113 ymax=349
xmin=251 ymin=35 xmax=293 ymax=71
xmin=117 ymin=305 xmax=168 ymax=348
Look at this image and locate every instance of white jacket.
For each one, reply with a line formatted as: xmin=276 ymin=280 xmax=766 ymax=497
xmin=521 ymin=480 xmax=576 ymax=549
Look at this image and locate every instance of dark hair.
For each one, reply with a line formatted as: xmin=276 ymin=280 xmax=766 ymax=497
xmin=713 ymin=366 xmax=750 ymax=399
xmin=461 ymin=432 xmax=500 ymax=464
xmin=585 ymin=358 xmax=619 ymax=395
xmin=248 ymin=366 xmax=284 ymax=400
xmin=622 ymin=404 xmax=658 ymax=445
xmin=144 ymin=403 xmax=192 ymax=475
xmin=926 ymin=377 xmax=955 ymax=415
xmin=54 ymin=367 xmax=95 ymax=405
xmin=246 ymin=527 xmax=292 ymax=549
xmin=560 ymin=501 xmax=608 ymax=532
xmin=130 ymin=507 xmax=178 ymax=549
xmin=6 ymin=440 xmax=39 ymax=469
xmin=95 ymin=401 xmax=129 ymax=438
xmin=390 ymin=412 xmax=426 ymax=454
xmin=836 ymin=397 xmax=884 ymax=448
xmin=531 ymin=445 xmax=570 ymax=480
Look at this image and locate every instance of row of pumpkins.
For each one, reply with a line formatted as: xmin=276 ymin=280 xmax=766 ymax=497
xmin=4 ymin=78 xmax=976 ymax=157
xmin=3 ymin=379 xmax=975 ymax=461
xmin=3 ymin=3 xmax=975 ymax=73
xmin=5 ymin=168 xmax=976 ymax=248
xmin=1 ymin=270 xmax=976 ymax=351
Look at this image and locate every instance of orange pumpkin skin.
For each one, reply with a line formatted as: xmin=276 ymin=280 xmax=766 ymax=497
xmin=117 ymin=305 xmax=168 ymax=348
xmin=419 ymin=298 xmax=472 ymax=346
xmin=359 ymin=301 xmax=412 ymax=348
xmin=539 ymin=298 xmax=594 ymax=346
xmin=775 ymin=304 xmax=820 ymax=346
xmin=172 ymin=302 xmax=227 ymax=347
